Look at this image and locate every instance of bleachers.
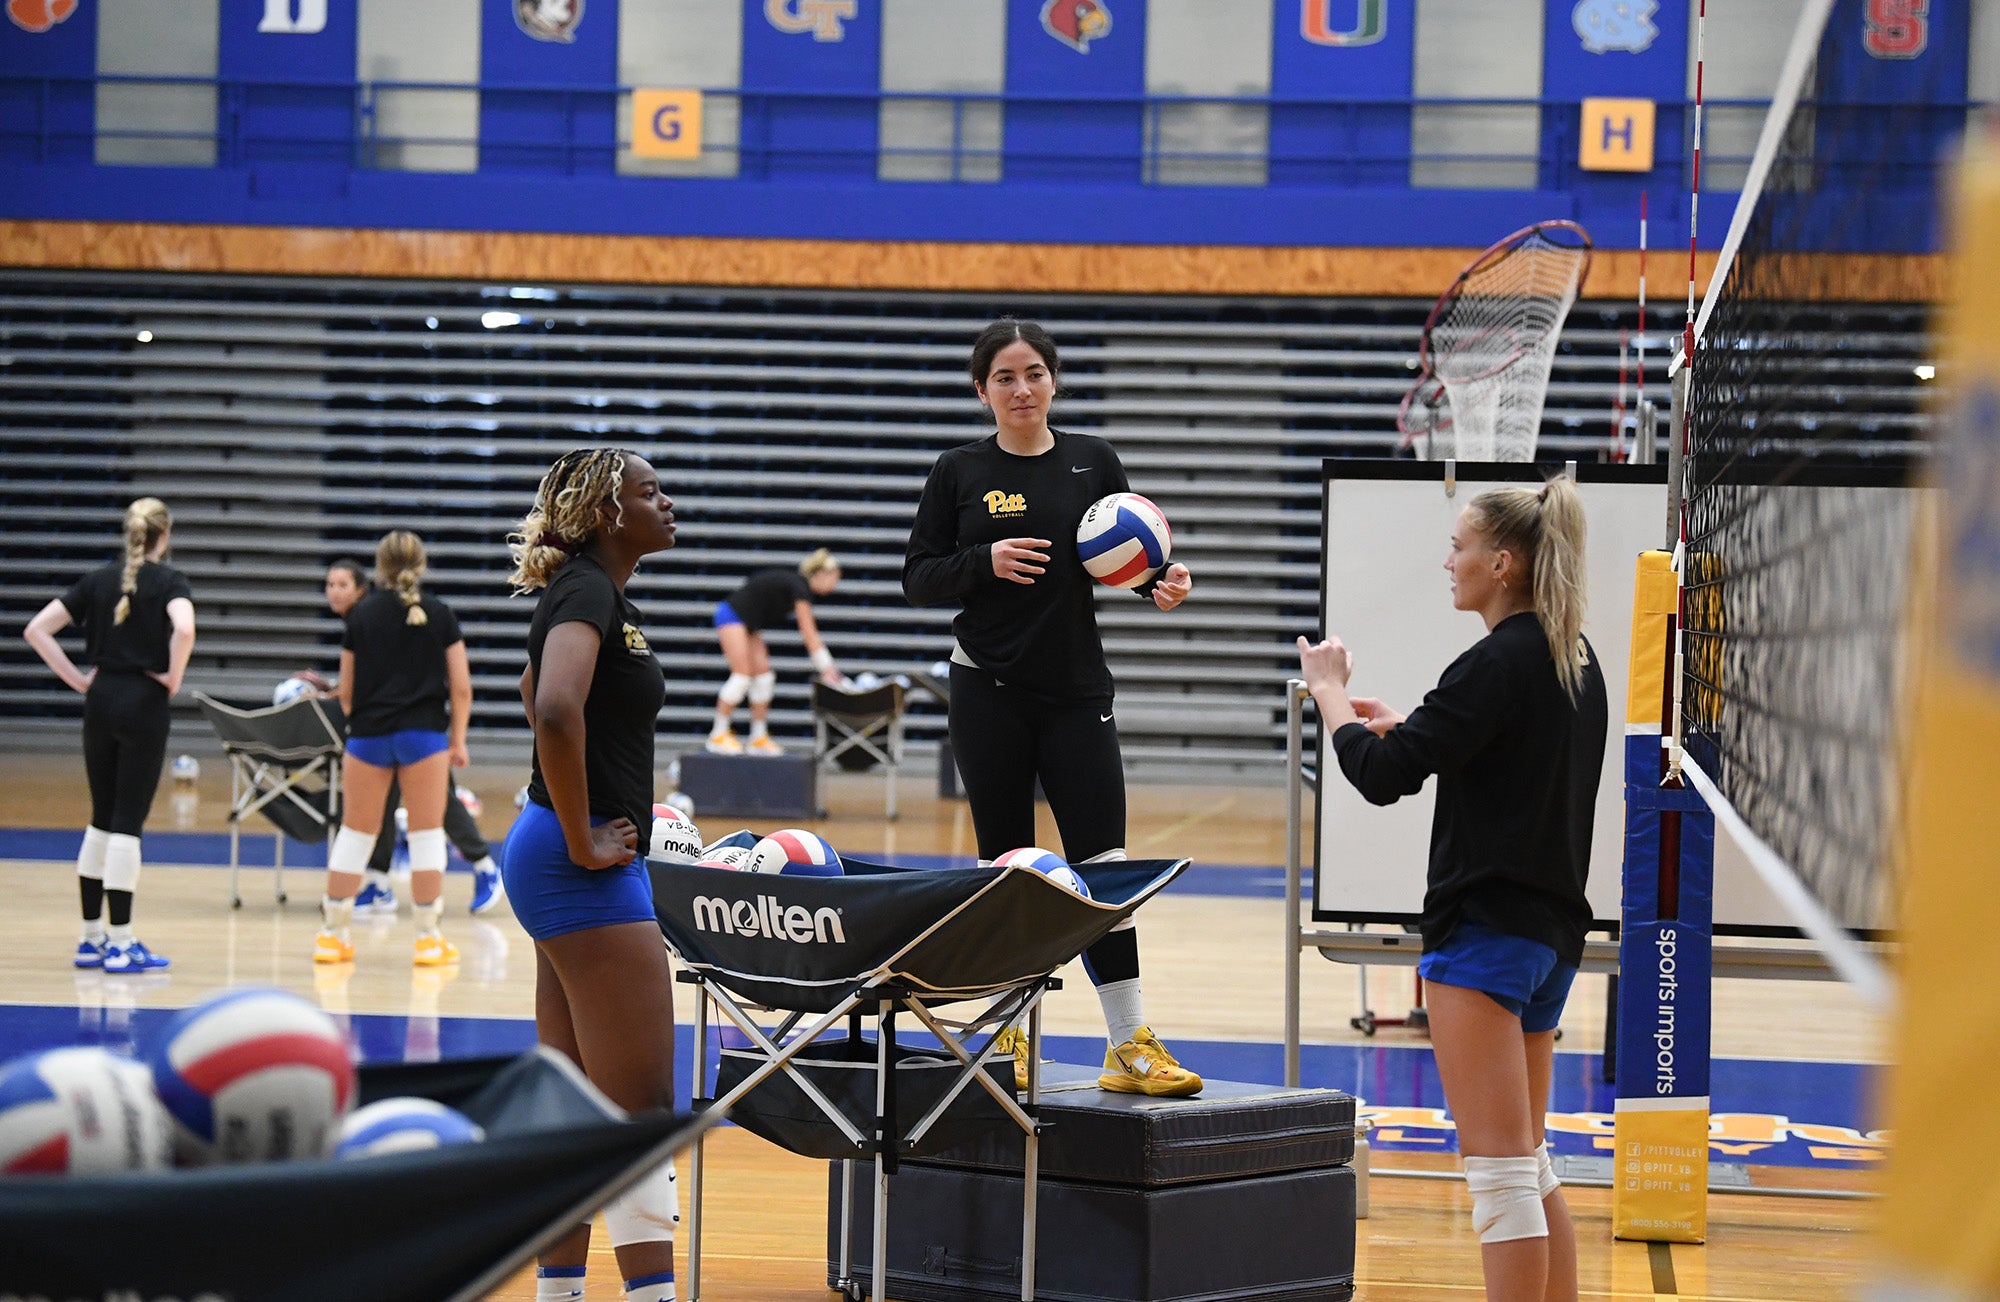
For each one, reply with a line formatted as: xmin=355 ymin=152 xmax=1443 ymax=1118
xmin=0 ymin=269 xmax=1930 ymax=772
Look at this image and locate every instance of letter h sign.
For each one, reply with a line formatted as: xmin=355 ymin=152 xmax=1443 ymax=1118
xmin=1579 ymin=97 xmax=1655 ymax=173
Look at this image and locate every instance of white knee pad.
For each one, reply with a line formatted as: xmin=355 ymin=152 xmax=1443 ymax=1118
xmin=604 ymin=1155 xmax=679 ymax=1248
xmin=407 ymin=826 xmax=447 ymax=874
xmin=328 ymin=825 xmax=379 ymax=877
xmin=747 ymin=671 xmax=776 ymax=705
xmin=1463 ymin=1155 xmax=1548 ymax=1243
xmin=718 ymin=673 xmax=752 ymax=707
xmin=1535 ymin=1141 xmax=1560 ymax=1198
xmin=102 ymin=833 xmax=142 ymax=892
xmin=77 ymin=826 xmax=110 ymax=880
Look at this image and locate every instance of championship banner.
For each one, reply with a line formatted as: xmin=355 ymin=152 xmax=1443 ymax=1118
xmin=1 ymin=0 xmax=95 ymax=163
xmin=1612 ymin=549 xmax=1714 ymax=1244
xmin=1269 ymin=0 xmax=1414 ymax=187
xmin=1872 ymin=126 xmax=2000 ymax=1300
xmin=740 ymin=0 xmax=881 ymax=180
xmin=218 ymin=0 xmax=358 ymax=176
xmin=479 ymin=0 xmax=619 ymax=174
xmin=1003 ymin=0 xmax=1145 ymax=184
xmin=1539 ymin=0 xmax=1687 ymax=197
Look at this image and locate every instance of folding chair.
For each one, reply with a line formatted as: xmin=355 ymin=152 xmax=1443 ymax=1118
xmin=192 ymin=692 xmax=346 ymax=908
xmin=812 ymin=679 xmax=905 ymax=820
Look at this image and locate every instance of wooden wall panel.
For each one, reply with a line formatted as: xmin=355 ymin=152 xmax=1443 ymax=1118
xmin=0 ymin=219 xmax=1939 ymax=302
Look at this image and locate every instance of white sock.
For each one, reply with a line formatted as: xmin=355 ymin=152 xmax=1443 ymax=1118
xmin=81 ymin=920 xmax=106 ymax=943
xmin=1095 ymin=978 xmax=1145 ymax=1048
xmin=322 ymin=894 xmax=354 ymax=939
xmin=535 ymin=1266 xmax=586 ymax=1300
xmin=709 ymin=712 xmax=731 ymax=737
xmin=414 ymin=899 xmax=443 ymax=937
xmin=625 ymin=1271 xmax=676 ymax=1302
xmin=102 ymin=833 xmax=142 ymax=893
xmin=107 ymin=923 xmax=135 ymax=948
xmin=472 ymin=855 xmax=498 ymax=877
xmin=748 ymin=719 xmax=770 ymax=741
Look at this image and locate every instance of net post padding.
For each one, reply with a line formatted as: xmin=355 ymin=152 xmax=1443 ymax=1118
xmin=1399 ymin=220 xmax=1594 ymax=461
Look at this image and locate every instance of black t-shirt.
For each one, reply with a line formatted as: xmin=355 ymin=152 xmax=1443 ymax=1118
xmin=341 ymin=588 xmax=464 ymax=736
xmin=902 ymin=430 xmax=1144 ymax=701
xmin=726 ymin=569 xmax=810 ymax=633
xmin=1331 ymin=612 xmax=1609 ymax=965
xmin=61 ymin=561 xmax=192 ymax=674
xmin=524 ymin=554 xmax=665 ymax=838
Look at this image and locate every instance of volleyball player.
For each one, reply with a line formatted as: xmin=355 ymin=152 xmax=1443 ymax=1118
xmin=903 ymin=319 xmax=1201 ymax=1098
xmin=705 ymin=548 xmax=843 ymax=755
xmin=1297 ymin=478 xmax=1605 ymax=1302
xmin=24 ymin=497 xmax=194 ymax=973
xmin=313 ymin=532 xmax=471 ymax=968
xmin=305 ymin=559 xmax=504 ymax=916
xmin=502 ymin=448 xmax=679 ymax=1302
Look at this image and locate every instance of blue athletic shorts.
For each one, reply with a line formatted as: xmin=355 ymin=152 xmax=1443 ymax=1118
xmin=345 ymin=729 xmax=449 ymax=767
xmin=500 ymin=799 xmax=656 ymax=942
xmin=1418 ymin=921 xmax=1578 ymax=1033
xmin=713 ymin=600 xmax=743 ymax=629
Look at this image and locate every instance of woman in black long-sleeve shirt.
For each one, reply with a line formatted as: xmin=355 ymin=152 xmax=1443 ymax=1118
xmin=904 ymin=318 xmax=1202 ymax=1099
xmin=1299 ymin=477 xmax=1606 ymax=1302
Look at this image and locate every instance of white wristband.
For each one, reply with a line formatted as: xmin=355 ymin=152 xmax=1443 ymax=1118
xmin=810 ymin=646 xmax=834 ymax=673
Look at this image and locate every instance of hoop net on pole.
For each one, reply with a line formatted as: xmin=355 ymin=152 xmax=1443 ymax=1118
xmin=1397 ymin=220 xmax=1593 ymax=461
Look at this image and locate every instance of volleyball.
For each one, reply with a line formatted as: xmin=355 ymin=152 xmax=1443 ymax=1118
xmin=169 ymin=754 xmax=200 ymax=784
xmin=272 ymin=676 xmax=315 ymax=706
xmin=334 ymin=1097 xmax=484 ymax=1159
xmin=696 ymin=845 xmax=752 ymax=871
xmin=0 ymin=1047 xmax=172 ymax=1175
xmin=1076 ymin=492 xmax=1171 ymax=589
xmin=746 ymin=829 xmax=843 ymax=877
xmin=148 ymin=987 xmax=355 ymax=1165
xmin=994 ymin=846 xmax=1093 ymax=899
xmin=650 ymin=803 xmax=704 ymax=863
xmin=455 ymin=785 xmax=483 ymax=818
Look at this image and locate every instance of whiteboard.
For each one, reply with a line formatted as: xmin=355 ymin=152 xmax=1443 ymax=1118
xmin=1311 ymin=461 xmax=1797 ymax=936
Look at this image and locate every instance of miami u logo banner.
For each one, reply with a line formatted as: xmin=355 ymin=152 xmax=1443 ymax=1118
xmin=1301 ymin=0 xmax=1386 ymax=47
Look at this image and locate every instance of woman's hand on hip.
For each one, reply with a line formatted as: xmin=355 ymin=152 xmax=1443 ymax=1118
xmin=573 ymin=818 xmax=640 ymax=871
xmin=991 ymin=538 xmax=1051 ymax=585
xmin=1151 ymin=563 xmax=1192 ymax=611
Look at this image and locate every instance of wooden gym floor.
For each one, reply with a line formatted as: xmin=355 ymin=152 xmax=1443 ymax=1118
xmin=0 ymin=751 xmax=1882 ymax=1299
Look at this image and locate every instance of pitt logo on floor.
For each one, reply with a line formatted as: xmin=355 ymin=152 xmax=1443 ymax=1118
xmin=984 ymin=490 xmax=1027 ymax=518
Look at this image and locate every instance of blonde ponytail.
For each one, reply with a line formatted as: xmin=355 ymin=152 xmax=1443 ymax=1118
xmin=799 ymin=547 xmax=837 ymax=579
xmin=507 ymin=448 xmax=630 ymax=593
xmin=1466 ymin=477 xmax=1590 ymax=700
xmin=113 ymin=497 xmax=171 ymax=625
xmin=375 ymin=530 xmax=430 ymax=627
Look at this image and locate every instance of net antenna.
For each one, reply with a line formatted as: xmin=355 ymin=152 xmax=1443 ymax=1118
xmin=1397 ymin=220 xmax=1593 ymax=461
xmin=1672 ymin=0 xmax=1931 ymax=1010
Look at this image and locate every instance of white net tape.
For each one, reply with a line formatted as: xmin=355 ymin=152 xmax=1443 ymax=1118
xmin=1417 ymin=223 xmax=1591 ymax=461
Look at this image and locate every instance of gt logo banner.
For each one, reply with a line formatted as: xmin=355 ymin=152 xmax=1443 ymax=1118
xmin=766 ymin=0 xmax=855 ymax=42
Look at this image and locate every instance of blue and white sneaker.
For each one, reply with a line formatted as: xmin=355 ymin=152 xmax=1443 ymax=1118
xmin=354 ymin=877 xmax=398 ymax=916
xmin=469 ymin=867 xmax=506 ymax=916
xmin=74 ymin=936 xmax=108 ymax=969
xmin=102 ymin=939 xmax=170 ymax=974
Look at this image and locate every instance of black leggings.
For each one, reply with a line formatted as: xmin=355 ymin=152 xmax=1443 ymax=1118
xmin=82 ymin=672 xmax=171 ymax=836
xmin=363 ymin=773 xmax=491 ymax=875
xmin=947 ymin=663 xmax=1126 ymax=866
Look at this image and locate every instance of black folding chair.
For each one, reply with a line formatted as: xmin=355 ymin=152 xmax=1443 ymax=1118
xmin=193 ymin=691 xmax=346 ymax=907
xmin=812 ymin=680 xmax=905 ymax=820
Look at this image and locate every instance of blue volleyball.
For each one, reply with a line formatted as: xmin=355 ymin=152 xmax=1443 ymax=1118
xmin=335 ymin=1097 xmax=485 ymax=1159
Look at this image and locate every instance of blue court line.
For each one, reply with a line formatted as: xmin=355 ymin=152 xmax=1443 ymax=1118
xmin=8 ymin=1001 xmax=1880 ymax=1172
xmin=0 ymin=829 xmax=1299 ymax=896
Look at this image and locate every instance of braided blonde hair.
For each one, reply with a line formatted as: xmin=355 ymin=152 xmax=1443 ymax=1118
xmin=375 ymin=530 xmax=429 ymax=627
xmin=1465 ymin=476 xmax=1590 ymax=700
xmin=113 ymin=497 xmax=171 ymax=625
xmin=507 ymin=448 xmax=631 ymax=593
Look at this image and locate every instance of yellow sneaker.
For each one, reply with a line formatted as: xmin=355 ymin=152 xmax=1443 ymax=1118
xmin=1099 ymin=1027 xmax=1202 ymax=1097
xmin=705 ymin=731 xmax=743 ymax=755
xmin=413 ymin=932 xmax=460 ymax=968
xmin=746 ymin=736 xmax=785 ymax=756
xmin=992 ymin=1025 xmax=1033 ymax=1091
xmin=312 ymin=930 xmax=353 ymax=965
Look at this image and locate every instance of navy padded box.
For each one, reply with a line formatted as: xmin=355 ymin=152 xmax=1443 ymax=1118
xmin=826 ymin=1160 xmax=1356 ymax=1302
xmin=925 ymin=1064 xmax=1356 ymax=1187
xmin=676 ymin=750 xmax=816 ymax=819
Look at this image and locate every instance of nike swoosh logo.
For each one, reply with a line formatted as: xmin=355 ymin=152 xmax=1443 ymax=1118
xmin=1072 ymin=466 xmax=1091 ymax=473
xmin=1101 ymin=713 xmax=1114 ymax=722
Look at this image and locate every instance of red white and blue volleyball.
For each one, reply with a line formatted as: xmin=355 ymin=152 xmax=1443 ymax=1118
xmin=651 ymin=802 xmax=704 ymax=862
xmin=1077 ymin=492 xmax=1171 ymax=589
xmin=994 ymin=846 xmax=1093 ymax=899
xmin=746 ymin=829 xmax=844 ymax=877
xmin=335 ymin=1097 xmax=485 ymax=1159
xmin=0 ymin=1047 xmax=171 ymax=1174
xmin=148 ymin=987 xmax=355 ymax=1165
